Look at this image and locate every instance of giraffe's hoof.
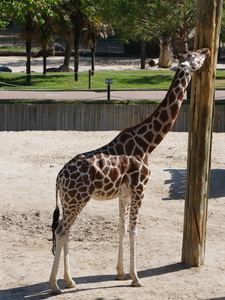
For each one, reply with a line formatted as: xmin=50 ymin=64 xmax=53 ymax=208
xmin=66 ymin=279 xmax=76 ymax=289
xmin=116 ymin=274 xmax=127 ymax=281
xmin=131 ymin=279 xmax=142 ymax=287
xmin=51 ymin=287 xmax=62 ymax=295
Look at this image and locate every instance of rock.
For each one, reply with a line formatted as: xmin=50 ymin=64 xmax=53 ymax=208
xmin=148 ymin=59 xmax=156 ymax=67
xmin=0 ymin=66 xmax=12 ymax=72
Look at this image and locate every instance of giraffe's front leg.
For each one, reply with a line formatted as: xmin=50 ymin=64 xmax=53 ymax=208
xmin=129 ymin=228 xmax=142 ymax=287
xmin=129 ymin=197 xmax=143 ymax=287
xmin=116 ymin=197 xmax=130 ymax=281
xmin=64 ymin=234 xmax=76 ymax=289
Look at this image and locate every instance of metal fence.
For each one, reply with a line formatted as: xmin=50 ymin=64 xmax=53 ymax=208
xmin=0 ymin=34 xmax=125 ymax=54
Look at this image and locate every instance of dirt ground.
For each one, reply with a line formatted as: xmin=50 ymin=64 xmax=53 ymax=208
xmin=0 ymin=55 xmax=144 ymax=73
xmin=1 ymin=55 xmax=225 ymax=74
xmin=0 ymin=130 xmax=225 ymax=300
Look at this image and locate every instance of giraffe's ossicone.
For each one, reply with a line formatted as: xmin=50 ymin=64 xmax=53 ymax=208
xmin=49 ymin=48 xmax=210 ymax=294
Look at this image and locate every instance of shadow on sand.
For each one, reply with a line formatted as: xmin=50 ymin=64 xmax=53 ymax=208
xmin=163 ymin=169 xmax=225 ymax=200
xmin=0 ymin=262 xmax=189 ymax=299
xmin=1 ymin=263 xmax=224 ymax=299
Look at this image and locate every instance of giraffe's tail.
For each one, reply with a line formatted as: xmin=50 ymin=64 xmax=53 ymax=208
xmin=51 ymin=206 xmax=60 ymax=255
xmin=51 ymin=181 xmax=60 ymax=256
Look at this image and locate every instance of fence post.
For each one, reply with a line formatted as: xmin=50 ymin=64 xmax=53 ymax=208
xmin=105 ymin=78 xmax=113 ymax=100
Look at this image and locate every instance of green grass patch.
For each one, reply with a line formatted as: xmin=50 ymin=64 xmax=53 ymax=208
xmin=214 ymin=69 xmax=225 ymax=88
xmin=1 ymin=69 xmax=225 ymax=90
xmin=0 ymin=69 xmax=174 ymax=90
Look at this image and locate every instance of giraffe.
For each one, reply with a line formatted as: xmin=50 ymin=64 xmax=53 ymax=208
xmin=49 ymin=48 xmax=210 ymax=294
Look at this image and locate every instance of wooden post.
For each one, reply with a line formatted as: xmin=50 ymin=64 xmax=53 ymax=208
xmin=182 ymin=0 xmax=223 ymax=266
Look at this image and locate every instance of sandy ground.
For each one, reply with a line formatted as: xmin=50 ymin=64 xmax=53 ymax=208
xmin=0 ymin=56 xmax=145 ymax=73
xmin=0 ymin=130 xmax=225 ymax=300
xmin=1 ymin=55 xmax=224 ymax=73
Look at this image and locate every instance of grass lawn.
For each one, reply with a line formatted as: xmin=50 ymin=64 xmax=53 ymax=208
xmin=0 ymin=69 xmax=179 ymax=90
xmin=0 ymin=69 xmax=225 ymax=90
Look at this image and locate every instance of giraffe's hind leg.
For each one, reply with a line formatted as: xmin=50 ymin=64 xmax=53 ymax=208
xmin=49 ymin=233 xmax=64 ymax=294
xmin=129 ymin=195 xmax=143 ymax=287
xmin=49 ymin=231 xmax=76 ymax=294
xmin=64 ymin=234 xmax=76 ymax=288
xmin=60 ymin=197 xmax=90 ymax=290
xmin=49 ymin=193 xmax=90 ymax=294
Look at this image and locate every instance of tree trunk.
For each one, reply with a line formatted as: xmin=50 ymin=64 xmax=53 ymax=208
xmin=158 ymin=38 xmax=173 ymax=68
xmin=26 ymin=40 xmax=31 ymax=82
xmin=25 ymin=13 xmax=33 ymax=82
xmin=42 ymin=44 xmax=47 ymax=75
xmin=74 ymin=30 xmax=80 ymax=81
xmin=64 ymin=35 xmax=73 ymax=71
xmin=43 ymin=56 xmax=47 ymax=75
xmin=140 ymin=39 xmax=146 ymax=69
xmin=71 ymin=10 xmax=86 ymax=81
xmin=180 ymin=10 xmax=189 ymax=53
xmin=182 ymin=0 xmax=223 ymax=267
xmin=91 ymin=32 xmax=96 ymax=75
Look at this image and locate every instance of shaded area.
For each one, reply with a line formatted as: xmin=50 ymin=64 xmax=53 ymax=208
xmin=0 ymin=73 xmax=70 ymax=88
xmin=163 ymin=169 xmax=186 ymax=200
xmin=116 ymin=74 xmax=172 ymax=87
xmin=163 ymin=169 xmax=225 ymax=200
xmin=0 ymin=262 xmax=187 ymax=299
xmin=203 ymin=298 xmax=225 ymax=300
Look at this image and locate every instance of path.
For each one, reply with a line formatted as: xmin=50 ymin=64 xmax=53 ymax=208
xmin=0 ymin=89 xmax=225 ymax=100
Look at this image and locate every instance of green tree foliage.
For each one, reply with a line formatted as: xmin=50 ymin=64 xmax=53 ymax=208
xmin=3 ymin=0 xmax=223 ymax=73
xmin=0 ymin=0 xmax=59 ymax=81
xmin=52 ymin=1 xmax=74 ymax=71
xmin=55 ymin=0 xmax=113 ymax=80
xmin=0 ymin=0 xmax=114 ymax=80
xmin=220 ymin=1 xmax=225 ymax=43
xmin=96 ymin=0 xmax=197 ymax=67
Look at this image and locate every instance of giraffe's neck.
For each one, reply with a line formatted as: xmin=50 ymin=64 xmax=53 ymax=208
xmin=113 ymin=69 xmax=192 ymax=157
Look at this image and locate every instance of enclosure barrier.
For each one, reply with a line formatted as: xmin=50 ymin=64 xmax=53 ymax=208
xmin=0 ymin=102 xmax=224 ymax=132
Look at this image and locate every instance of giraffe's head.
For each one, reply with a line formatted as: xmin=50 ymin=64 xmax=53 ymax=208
xmin=176 ymin=48 xmax=211 ymax=74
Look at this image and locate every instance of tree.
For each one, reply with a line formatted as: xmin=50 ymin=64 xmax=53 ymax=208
xmin=20 ymin=10 xmax=40 ymax=81
xmin=173 ymin=1 xmax=196 ymax=53
xmin=71 ymin=8 xmax=87 ymax=81
xmin=58 ymin=0 xmax=89 ymax=81
xmin=52 ymin=2 xmax=74 ymax=71
xmin=219 ymin=1 xmax=225 ymax=44
xmin=84 ymin=20 xmax=114 ymax=75
xmin=96 ymin=0 xmax=148 ymax=68
xmin=59 ymin=0 xmax=114 ymax=81
xmin=135 ymin=0 xmax=197 ymax=67
xmin=96 ymin=0 xmax=197 ymax=68
xmin=36 ymin=12 xmax=56 ymax=75
xmin=0 ymin=0 xmax=59 ymax=81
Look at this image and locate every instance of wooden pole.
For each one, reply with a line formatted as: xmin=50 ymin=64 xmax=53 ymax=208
xmin=182 ymin=0 xmax=223 ymax=266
